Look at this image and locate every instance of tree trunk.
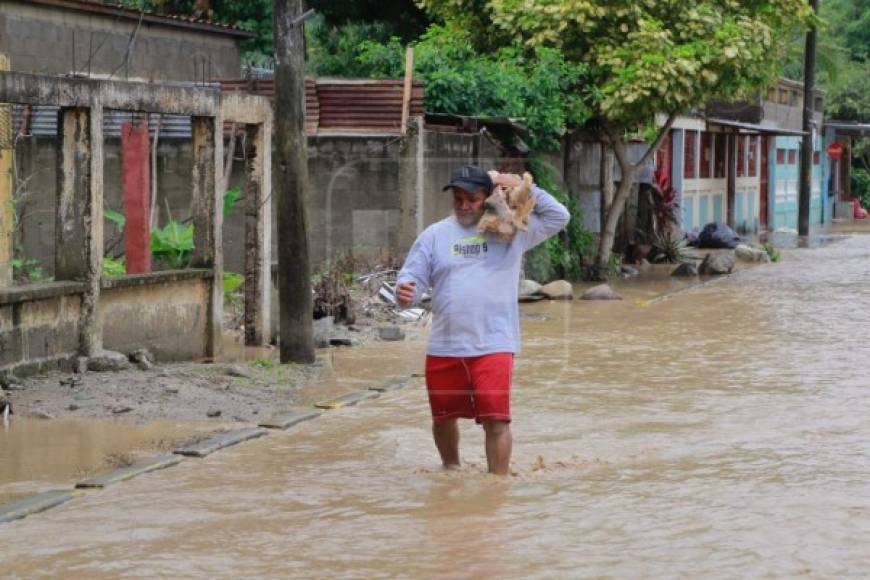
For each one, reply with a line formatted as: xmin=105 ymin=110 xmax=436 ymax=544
xmin=599 ymin=140 xmax=614 ymax=234
xmin=274 ymin=0 xmax=315 ymax=364
xmin=596 ymin=149 xmax=635 ymax=276
xmin=594 ymin=116 xmax=676 ymax=278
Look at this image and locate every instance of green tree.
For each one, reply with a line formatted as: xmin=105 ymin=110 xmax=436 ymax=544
xmin=421 ymin=0 xmax=813 ymax=276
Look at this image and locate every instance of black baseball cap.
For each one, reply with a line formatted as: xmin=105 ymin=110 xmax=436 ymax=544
xmin=442 ymin=165 xmax=493 ymax=194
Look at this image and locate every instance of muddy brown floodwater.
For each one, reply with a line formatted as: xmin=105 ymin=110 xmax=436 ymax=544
xmin=2 ymin=233 xmax=870 ymax=578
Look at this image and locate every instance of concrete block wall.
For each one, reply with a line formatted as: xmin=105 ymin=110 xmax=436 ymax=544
xmin=0 ymin=284 xmax=83 ymax=374
xmin=0 ymin=1 xmax=241 ymax=81
xmin=100 ymin=273 xmax=210 ymax=361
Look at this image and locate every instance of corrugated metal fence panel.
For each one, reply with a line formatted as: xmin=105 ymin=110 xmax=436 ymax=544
xmin=9 ymin=77 xmax=424 ymax=137
xmin=12 ymin=105 xmax=192 ymax=138
xmin=217 ymin=77 xmax=423 ymax=134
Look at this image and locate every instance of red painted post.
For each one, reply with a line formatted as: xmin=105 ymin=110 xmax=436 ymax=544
xmin=121 ymin=120 xmax=151 ymax=274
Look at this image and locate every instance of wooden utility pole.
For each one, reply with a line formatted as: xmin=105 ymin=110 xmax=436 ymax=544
xmin=798 ymin=0 xmax=819 ymax=236
xmin=274 ymin=0 xmax=315 ymax=363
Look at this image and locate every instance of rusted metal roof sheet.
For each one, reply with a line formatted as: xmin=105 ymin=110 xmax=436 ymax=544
xmin=217 ymin=76 xmax=424 ymax=135
xmin=21 ymin=0 xmax=256 ymax=38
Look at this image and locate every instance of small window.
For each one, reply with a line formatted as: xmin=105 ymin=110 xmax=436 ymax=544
xmin=737 ymin=135 xmax=747 ymax=177
xmin=788 ymin=149 xmax=797 ymax=164
xmin=684 ymin=130 xmax=697 ymax=179
xmin=789 ymin=91 xmax=799 ymax=107
xmin=748 ymin=136 xmax=758 ymax=177
xmin=767 ymin=87 xmax=777 ymax=102
xmin=814 ymin=96 xmax=823 ymax=111
xmin=714 ymin=133 xmax=727 ymax=178
xmin=700 ymin=132 xmax=712 ymax=178
xmin=813 ymin=151 xmax=820 ymax=165
xmin=779 ymin=88 xmax=790 ymax=105
xmin=777 ymin=148 xmax=786 ymax=164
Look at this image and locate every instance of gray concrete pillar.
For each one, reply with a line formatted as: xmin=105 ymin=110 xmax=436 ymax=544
xmin=243 ymin=122 xmax=271 ymax=346
xmin=398 ymin=115 xmax=424 ymax=249
xmin=191 ymin=115 xmax=223 ymax=360
xmin=56 ymin=105 xmax=104 ymax=356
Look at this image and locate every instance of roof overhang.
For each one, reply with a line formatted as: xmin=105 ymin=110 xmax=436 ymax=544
xmin=825 ymin=121 xmax=870 ymax=137
xmin=706 ymin=117 xmax=808 ymax=136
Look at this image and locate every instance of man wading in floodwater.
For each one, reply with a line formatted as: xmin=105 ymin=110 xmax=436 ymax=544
xmin=396 ymin=165 xmax=569 ymax=475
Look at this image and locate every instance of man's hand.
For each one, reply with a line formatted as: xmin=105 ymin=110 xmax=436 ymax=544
xmin=396 ymin=281 xmax=416 ymax=308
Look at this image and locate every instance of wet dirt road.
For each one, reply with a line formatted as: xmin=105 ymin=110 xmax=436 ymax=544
xmin=1 ymin=234 xmax=869 ymax=578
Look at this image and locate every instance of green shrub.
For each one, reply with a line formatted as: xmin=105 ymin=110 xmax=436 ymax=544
xmin=150 ymin=221 xmax=194 ymax=270
xmin=103 ymin=256 xmax=126 ymax=277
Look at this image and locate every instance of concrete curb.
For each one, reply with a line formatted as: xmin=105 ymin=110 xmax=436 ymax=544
xmin=0 ymin=490 xmax=74 ymax=524
xmin=369 ymin=377 xmax=413 ymax=392
xmin=1 ymin=373 xmax=418 ymax=524
xmin=314 ymin=390 xmax=380 ymax=409
xmin=258 ymin=409 xmax=322 ymax=430
xmin=75 ymin=454 xmax=183 ymax=489
xmin=174 ymin=427 xmax=268 ymax=458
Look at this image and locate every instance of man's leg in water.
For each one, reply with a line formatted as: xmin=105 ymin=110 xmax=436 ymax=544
xmin=482 ymin=420 xmax=512 ymax=475
xmin=432 ymin=418 xmax=461 ymax=469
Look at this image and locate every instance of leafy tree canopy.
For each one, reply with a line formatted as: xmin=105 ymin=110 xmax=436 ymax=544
xmin=420 ymin=0 xmax=813 ymax=130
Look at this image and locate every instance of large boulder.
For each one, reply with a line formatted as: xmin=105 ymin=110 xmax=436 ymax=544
xmin=735 ymin=244 xmax=771 ymax=263
xmin=671 ymin=262 xmax=699 ymax=277
xmin=698 ymin=222 xmax=741 ymax=249
xmin=580 ymin=284 xmax=623 ymax=301
xmin=87 ymin=349 xmax=132 ymax=372
xmin=518 ymin=279 xmax=543 ymax=297
xmin=698 ymin=253 xmax=735 ymax=275
xmin=540 ymin=280 xmax=574 ymax=300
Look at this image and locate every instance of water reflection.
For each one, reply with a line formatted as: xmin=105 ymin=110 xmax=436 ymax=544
xmin=1 ymin=234 xmax=870 ymax=577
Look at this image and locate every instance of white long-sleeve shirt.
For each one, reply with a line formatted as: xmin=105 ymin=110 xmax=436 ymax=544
xmin=397 ymin=186 xmax=570 ymax=356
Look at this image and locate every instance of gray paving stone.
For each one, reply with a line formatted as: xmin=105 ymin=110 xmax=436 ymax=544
xmin=258 ymin=409 xmax=322 ymax=430
xmin=174 ymin=428 xmax=268 ymax=458
xmin=76 ymin=454 xmax=183 ymax=489
xmin=314 ymin=390 xmax=380 ymax=409
xmin=369 ymin=377 xmax=413 ymax=392
xmin=0 ymin=490 xmax=73 ymax=524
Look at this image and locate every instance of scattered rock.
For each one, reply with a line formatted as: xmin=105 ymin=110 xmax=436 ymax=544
xmin=671 ymin=262 xmax=699 ymax=277
xmin=224 ymin=365 xmax=255 ymax=379
xmin=698 ymin=253 xmax=736 ymax=275
xmin=580 ymin=284 xmax=623 ymax=301
xmin=59 ymin=376 xmax=83 ymax=387
xmin=0 ymin=371 xmax=22 ymax=390
xmin=31 ymin=410 xmax=55 ymax=420
xmin=111 ymin=405 xmax=133 ymax=415
xmin=74 ymin=356 xmax=88 ymax=374
xmin=620 ymin=265 xmax=640 ymax=278
xmin=520 ymin=312 xmax=549 ymax=321
xmin=378 ymin=326 xmax=406 ymax=341
xmin=87 ymin=350 xmax=132 ymax=372
xmin=1 ymin=377 xmax=26 ymax=391
xmin=67 ymin=404 xmax=79 ymax=411
xmin=313 ymin=316 xmax=335 ymax=348
xmin=329 ymin=338 xmax=353 ymax=347
xmin=206 ymin=408 xmax=222 ymax=418
xmin=518 ymin=279 xmax=543 ymax=297
xmin=735 ymin=244 xmax=771 ymax=263
xmin=73 ymin=393 xmax=94 ymax=401
xmin=128 ymin=349 xmax=155 ymax=371
xmin=698 ymin=222 xmax=741 ymax=249
xmin=518 ymin=294 xmax=546 ymax=303
xmin=164 ymin=386 xmax=180 ymax=395
xmin=540 ymin=280 xmax=574 ymax=300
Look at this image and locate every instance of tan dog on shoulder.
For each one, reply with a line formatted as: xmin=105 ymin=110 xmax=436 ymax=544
xmin=477 ymin=171 xmax=536 ymax=241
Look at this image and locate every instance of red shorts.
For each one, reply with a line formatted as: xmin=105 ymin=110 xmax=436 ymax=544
xmin=425 ymin=353 xmax=513 ymax=423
